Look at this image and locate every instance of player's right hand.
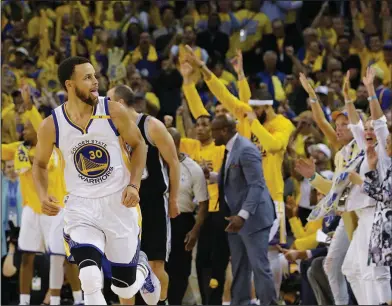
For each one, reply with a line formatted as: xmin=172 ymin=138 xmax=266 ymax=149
xmin=169 ymin=199 xmax=180 ymax=219
xmin=41 ymin=196 xmax=60 ymax=216
xmin=122 ymin=185 xmax=140 ymax=208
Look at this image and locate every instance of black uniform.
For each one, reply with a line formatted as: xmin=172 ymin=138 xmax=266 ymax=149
xmin=131 ymin=114 xmax=170 ymax=262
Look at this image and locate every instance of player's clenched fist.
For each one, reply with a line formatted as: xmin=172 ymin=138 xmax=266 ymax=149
xmin=41 ymin=196 xmax=61 ymax=216
xmin=122 ymin=185 xmax=140 ymax=207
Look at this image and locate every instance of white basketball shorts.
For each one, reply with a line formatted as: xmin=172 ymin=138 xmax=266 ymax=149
xmin=49 ymin=209 xmax=66 ymax=256
xmin=63 ymin=189 xmax=142 ymax=265
xmin=18 ymin=206 xmax=53 ymax=253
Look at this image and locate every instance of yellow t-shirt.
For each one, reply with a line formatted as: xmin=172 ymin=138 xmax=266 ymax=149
xmin=357 ymin=49 xmax=384 ymax=77
xmin=317 ymin=27 xmax=337 ymax=47
xmin=180 ymin=139 xmax=225 ymax=212
xmin=28 ymin=13 xmax=54 ymax=39
xmin=303 ymin=54 xmax=324 ymax=73
xmin=375 ymin=60 xmax=392 ymax=87
xmin=228 ymin=9 xmax=272 ymax=56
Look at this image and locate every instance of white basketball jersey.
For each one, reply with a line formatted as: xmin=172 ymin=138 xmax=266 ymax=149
xmin=52 ymin=96 xmax=129 ymax=198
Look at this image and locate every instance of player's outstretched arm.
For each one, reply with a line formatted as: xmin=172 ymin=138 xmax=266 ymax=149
xmin=32 ymin=116 xmax=61 ymax=216
xmin=109 ymin=101 xmax=147 ymax=189
xmin=149 ymin=118 xmax=181 ymax=218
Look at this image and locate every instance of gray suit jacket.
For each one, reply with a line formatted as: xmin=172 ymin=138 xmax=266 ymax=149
xmin=219 ymin=135 xmax=276 ymax=234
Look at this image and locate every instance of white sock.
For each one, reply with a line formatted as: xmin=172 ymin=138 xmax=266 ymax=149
xmin=73 ymin=290 xmax=83 ymax=304
xmin=50 ymin=296 xmax=61 ymax=305
xmin=222 ymin=302 xmax=231 ymax=305
xmin=19 ymin=294 xmax=30 ymax=305
xmin=84 ymin=291 xmax=106 ymax=305
xmin=251 ymin=298 xmax=258 ymax=304
xmin=50 ymin=255 xmax=65 ymax=289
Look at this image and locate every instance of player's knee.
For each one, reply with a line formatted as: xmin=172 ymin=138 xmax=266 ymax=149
xmin=79 ymin=265 xmax=102 ymax=295
xmin=110 ymin=265 xmax=138 ymax=299
xmin=71 ymin=247 xmax=103 ymax=295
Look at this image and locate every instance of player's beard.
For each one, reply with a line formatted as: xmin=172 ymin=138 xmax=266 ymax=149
xmin=75 ymin=86 xmax=97 ymax=106
xmin=257 ymin=111 xmax=267 ymax=125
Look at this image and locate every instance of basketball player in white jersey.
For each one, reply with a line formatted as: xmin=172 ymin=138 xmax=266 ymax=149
xmin=107 ymin=85 xmax=180 ymax=305
xmin=32 ymin=56 xmax=160 ymax=305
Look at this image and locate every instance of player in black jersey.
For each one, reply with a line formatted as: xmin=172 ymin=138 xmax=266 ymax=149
xmin=108 ymin=85 xmax=180 ymax=305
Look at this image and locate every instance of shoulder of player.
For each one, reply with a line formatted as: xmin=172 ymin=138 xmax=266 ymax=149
xmin=146 ymin=116 xmax=168 ymax=141
xmin=37 ymin=115 xmax=56 ymax=142
xmin=39 ymin=115 xmax=55 ymax=133
xmin=107 ymin=100 xmax=126 ymax=119
xmin=107 ymin=100 xmax=131 ymax=130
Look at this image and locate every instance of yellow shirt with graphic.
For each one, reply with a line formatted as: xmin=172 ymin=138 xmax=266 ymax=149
xmin=228 ymin=9 xmax=272 ymax=57
xmin=1 ymin=106 xmax=66 ymax=213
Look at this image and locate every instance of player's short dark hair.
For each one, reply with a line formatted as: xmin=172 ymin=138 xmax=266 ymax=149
xmin=58 ymin=56 xmax=91 ymax=91
xmin=113 ymin=85 xmax=135 ymax=107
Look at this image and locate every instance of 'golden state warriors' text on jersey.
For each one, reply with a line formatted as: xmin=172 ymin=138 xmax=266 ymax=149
xmin=52 ymin=97 xmax=130 ymax=198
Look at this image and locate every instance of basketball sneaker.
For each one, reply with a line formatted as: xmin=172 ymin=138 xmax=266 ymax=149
xmin=139 ymin=251 xmax=161 ymax=305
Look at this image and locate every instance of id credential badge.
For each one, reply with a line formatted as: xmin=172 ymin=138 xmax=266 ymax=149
xmin=240 ymin=29 xmax=247 ymax=42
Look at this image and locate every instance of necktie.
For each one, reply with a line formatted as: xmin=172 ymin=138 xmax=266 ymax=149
xmin=219 ymin=149 xmax=230 ymax=216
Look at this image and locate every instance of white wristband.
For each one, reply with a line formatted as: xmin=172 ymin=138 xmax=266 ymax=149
xmin=345 ymin=99 xmax=354 ymax=104
xmin=309 ymin=97 xmax=317 ymax=104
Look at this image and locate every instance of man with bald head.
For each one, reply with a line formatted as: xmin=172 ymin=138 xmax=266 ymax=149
xmin=165 ymin=127 xmax=209 ymax=304
xmin=210 ymin=114 xmax=277 ymax=305
xmin=108 ymin=85 xmax=180 ymax=305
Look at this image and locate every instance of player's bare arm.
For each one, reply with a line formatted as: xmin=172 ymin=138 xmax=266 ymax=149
xmin=149 ymin=117 xmax=181 ymax=218
xmin=109 ymin=101 xmax=147 ymax=207
xmin=32 ymin=116 xmax=61 ymax=216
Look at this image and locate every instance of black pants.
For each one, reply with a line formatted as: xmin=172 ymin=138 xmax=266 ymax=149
xmin=166 ymin=212 xmax=195 ymax=304
xmin=196 ymin=211 xmax=230 ymax=305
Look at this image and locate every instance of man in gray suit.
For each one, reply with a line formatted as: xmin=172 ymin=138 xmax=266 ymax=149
xmin=211 ymin=114 xmax=277 ymax=305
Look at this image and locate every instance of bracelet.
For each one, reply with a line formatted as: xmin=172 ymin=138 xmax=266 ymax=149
xmin=367 ymin=95 xmax=377 ymax=101
xmin=127 ymin=184 xmax=139 ymax=192
xmin=345 ymin=99 xmax=354 ymax=104
xmin=309 ymin=98 xmax=318 ymax=104
xmin=308 ymin=173 xmax=316 ymax=182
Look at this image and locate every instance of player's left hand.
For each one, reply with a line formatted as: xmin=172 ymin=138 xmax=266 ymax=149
xmin=225 ymin=215 xmax=245 ymax=233
xmin=184 ymin=228 xmax=199 ymax=251
xmin=122 ymin=185 xmax=140 ymax=207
